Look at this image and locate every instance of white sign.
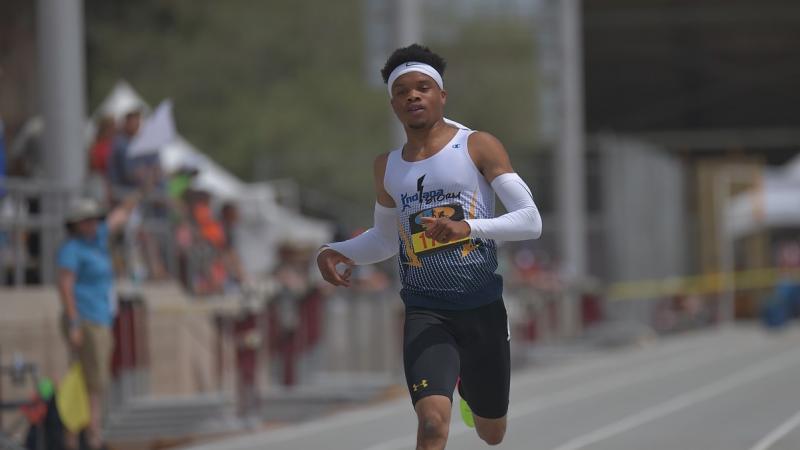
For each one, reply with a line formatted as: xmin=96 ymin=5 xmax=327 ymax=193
xmin=128 ymin=100 xmax=176 ymax=157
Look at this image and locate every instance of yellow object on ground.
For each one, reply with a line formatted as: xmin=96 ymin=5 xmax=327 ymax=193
xmin=56 ymin=362 xmax=90 ymax=433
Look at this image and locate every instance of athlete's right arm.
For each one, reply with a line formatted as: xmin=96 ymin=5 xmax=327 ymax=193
xmin=316 ymin=153 xmax=398 ymax=287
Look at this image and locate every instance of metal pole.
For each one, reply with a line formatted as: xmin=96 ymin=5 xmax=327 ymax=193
xmin=37 ymin=0 xmax=87 ymax=284
xmin=37 ymin=0 xmax=87 ymax=189
xmin=557 ymin=0 xmax=587 ymax=278
xmin=715 ymin=170 xmax=735 ymax=325
xmin=716 ymin=165 xmax=759 ymax=325
xmin=557 ymin=0 xmax=588 ymax=336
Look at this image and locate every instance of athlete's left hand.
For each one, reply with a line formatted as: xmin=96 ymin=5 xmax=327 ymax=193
xmin=421 ymin=217 xmax=471 ymax=243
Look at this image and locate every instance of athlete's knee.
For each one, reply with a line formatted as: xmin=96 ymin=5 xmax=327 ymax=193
xmin=418 ymin=413 xmax=449 ymax=442
xmin=478 ymin=427 xmax=505 ymax=446
xmin=415 ymin=395 xmax=451 ymax=444
xmin=476 ymin=419 xmax=506 ymax=445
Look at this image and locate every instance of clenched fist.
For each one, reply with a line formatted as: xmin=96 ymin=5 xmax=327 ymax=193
xmin=420 ymin=216 xmax=471 ymax=244
xmin=317 ymin=248 xmax=355 ymax=287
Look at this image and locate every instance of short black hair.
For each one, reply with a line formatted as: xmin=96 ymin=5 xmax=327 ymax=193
xmin=381 ymin=44 xmax=446 ymax=84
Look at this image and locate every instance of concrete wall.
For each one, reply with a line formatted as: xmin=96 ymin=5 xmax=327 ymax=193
xmin=0 ymin=283 xmax=239 ymax=423
xmin=597 ymin=135 xmax=688 ymax=325
xmin=599 ymin=134 xmax=688 ymax=283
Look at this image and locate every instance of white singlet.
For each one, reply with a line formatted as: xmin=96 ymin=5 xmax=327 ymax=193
xmin=383 ymin=124 xmax=502 ymax=310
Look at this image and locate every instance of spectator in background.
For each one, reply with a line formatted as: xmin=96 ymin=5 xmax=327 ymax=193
xmin=129 ymin=148 xmax=164 ymax=195
xmin=109 ymin=109 xmax=171 ymax=280
xmin=89 ymin=116 xmax=115 ymax=176
xmin=347 ymin=228 xmax=391 ymax=292
xmin=184 ymin=190 xmax=227 ymax=295
xmin=272 ymin=243 xmax=314 ymax=386
xmin=108 ymin=109 xmax=141 ymax=198
xmin=56 ymin=193 xmax=139 ymax=450
xmin=7 ymin=117 xmax=44 ymax=179
xmin=192 ymin=191 xmax=226 ymax=250
xmin=168 ymin=165 xmax=200 ymax=202
xmin=220 ymin=201 xmax=247 ymax=288
xmin=170 ymin=167 xmax=200 ymax=289
xmin=168 ymin=165 xmax=200 ymax=230
xmin=776 ymin=240 xmax=800 ymax=319
xmin=87 ymin=116 xmax=116 ymax=206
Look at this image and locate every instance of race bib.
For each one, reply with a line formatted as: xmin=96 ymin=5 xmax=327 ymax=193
xmin=409 ymin=204 xmax=471 ymax=255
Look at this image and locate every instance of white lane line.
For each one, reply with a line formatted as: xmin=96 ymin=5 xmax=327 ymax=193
xmin=183 ymin=346 xmax=680 ymax=450
xmin=185 ymin=328 xmax=767 ymax=450
xmin=511 ymin=325 xmax=760 ymax=393
xmin=361 ymin=336 xmax=767 ymax=450
xmin=512 ymin=330 xmax=718 ymax=389
xmin=749 ymin=409 xmax=800 ymax=450
xmin=183 ymin=398 xmax=410 ymax=450
xmin=548 ymin=349 xmax=800 ymax=450
xmin=185 ymin=329 xmax=738 ymax=449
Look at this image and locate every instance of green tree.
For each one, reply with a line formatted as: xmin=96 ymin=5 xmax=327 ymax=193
xmin=85 ymin=0 xmax=539 ymax=220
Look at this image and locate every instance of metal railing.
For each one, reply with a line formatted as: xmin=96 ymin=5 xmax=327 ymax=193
xmin=0 ymin=177 xmax=194 ymax=290
xmin=0 ymin=177 xmax=75 ymax=286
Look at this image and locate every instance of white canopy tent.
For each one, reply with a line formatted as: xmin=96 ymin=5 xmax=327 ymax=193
xmin=725 ymin=155 xmax=800 ymax=239
xmin=95 ymin=80 xmax=332 ymax=274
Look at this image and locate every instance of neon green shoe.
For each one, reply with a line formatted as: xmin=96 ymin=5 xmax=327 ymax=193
xmin=459 ymin=397 xmax=475 ymax=428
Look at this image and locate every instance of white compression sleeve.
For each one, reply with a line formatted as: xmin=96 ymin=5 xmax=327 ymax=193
xmin=323 ymin=203 xmax=398 ymax=265
xmin=464 ymin=173 xmax=542 ymax=241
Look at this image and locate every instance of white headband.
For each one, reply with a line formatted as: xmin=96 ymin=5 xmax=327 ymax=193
xmin=387 ymin=61 xmax=444 ymax=97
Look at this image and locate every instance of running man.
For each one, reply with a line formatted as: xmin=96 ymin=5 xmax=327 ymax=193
xmin=317 ymin=44 xmax=542 ymax=449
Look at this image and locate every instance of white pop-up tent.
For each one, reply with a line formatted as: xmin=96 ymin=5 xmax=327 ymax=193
xmin=95 ymin=80 xmax=332 ymax=274
xmin=725 ymin=155 xmax=800 ymax=239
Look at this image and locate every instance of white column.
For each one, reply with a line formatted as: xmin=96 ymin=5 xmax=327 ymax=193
xmin=37 ymin=0 xmax=87 ymax=189
xmin=37 ymin=0 xmax=87 ymax=285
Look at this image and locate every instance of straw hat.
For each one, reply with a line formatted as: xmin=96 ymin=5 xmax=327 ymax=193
xmin=65 ymin=198 xmax=105 ymax=225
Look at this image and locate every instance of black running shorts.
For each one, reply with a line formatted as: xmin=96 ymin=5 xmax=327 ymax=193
xmin=403 ymin=299 xmax=511 ymax=419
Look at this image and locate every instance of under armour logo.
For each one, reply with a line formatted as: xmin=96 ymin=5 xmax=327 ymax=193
xmin=452 ymin=144 xmax=460 ymax=148
xmin=412 ymin=379 xmax=429 ymax=392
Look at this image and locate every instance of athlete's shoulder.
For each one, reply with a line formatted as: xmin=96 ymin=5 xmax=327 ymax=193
xmin=467 ymin=131 xmax=513 ymax=180
xmin=467 ymin=131 xmax=509 ymax=161
xmin=374 ymin=151 xmax=391 ymax=171
xmin=467 ymin=131 xmax=504 ymax=151
xmin=373 ymin=152 xmax=392 ymax=183
xmin=373 ymin=152 xmax=395 ymax=204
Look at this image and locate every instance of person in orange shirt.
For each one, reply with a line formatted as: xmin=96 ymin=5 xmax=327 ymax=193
xmin=188 ymin=190 xmax=227 ymax=294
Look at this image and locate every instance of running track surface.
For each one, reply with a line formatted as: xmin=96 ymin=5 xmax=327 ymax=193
xmin=183 ymin=325 xmax=800 ymax=450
